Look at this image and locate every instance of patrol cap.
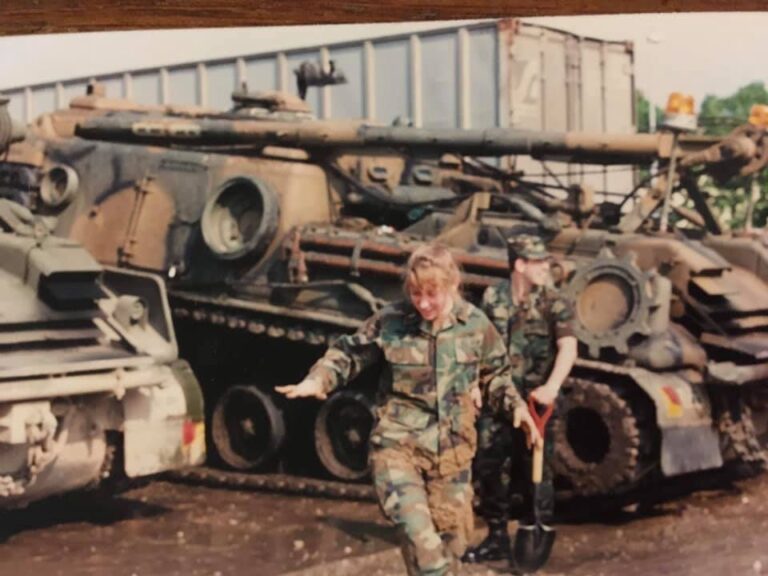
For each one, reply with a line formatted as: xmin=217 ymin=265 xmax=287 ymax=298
xmin=507 ymin=235 xmax=551 ymax=261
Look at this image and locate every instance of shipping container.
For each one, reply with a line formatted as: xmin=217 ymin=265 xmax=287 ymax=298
xmin=2 ymin=18 xmax=636 ymax=198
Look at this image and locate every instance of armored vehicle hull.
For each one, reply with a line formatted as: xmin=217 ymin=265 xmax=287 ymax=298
xmin=0 ymin=102 xmax=205 ymax=507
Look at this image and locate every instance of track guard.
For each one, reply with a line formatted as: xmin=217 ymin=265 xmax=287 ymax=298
xmin=626 ymin=366 xmax=722 ymax=476
xmin=576 ymin=359 xmax=723 ymax=477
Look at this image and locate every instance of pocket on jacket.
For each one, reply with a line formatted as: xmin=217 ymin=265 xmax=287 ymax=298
xmin=383 ymin=340 xmax=430 ymax=365
xmin=455 ymin=334 xmax=483 ymax=363
xmin=383 ymin=339 xmax=432 ymax=395
xmin=453 ymin=334 xmax=483 ymax=392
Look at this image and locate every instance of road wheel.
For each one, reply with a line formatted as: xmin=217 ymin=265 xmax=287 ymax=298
xmin=212 ymin=385 xmax=286 ymax=470
xmin=314 ymin=390 xmax=374 ymax=481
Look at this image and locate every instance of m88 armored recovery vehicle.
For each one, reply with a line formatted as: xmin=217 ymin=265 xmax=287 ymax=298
xmin=0 ymin=100 xmax=205 ymax=507
xmin=1 ymin=86 xmax=766 ymax=499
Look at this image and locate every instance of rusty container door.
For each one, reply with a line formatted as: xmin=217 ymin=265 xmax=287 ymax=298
xmin=503 ymin=19 xmax=637 ymax=202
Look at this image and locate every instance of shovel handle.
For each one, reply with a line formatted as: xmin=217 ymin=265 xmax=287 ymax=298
xmin=532 ymin=442 xmax=544 ymax=484
xmin=528 ymin=395 xmax=550 ymax=485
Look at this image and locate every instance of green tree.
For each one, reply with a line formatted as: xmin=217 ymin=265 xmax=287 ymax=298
xmin=696 ymin=82 xmax=768 ymax=229
xmin=699 ymin=82 xmax=768 ymax=136
xmin=634 ymin=90 xmax=664 ymax=186
xmin=635 ymin=89 xmax=664 ymax=134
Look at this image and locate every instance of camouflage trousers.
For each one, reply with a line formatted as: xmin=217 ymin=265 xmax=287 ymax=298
xmin=473 ymin=411 xmax=556 ymax=528
xmin=370 ymin=444 xmax=474 ymax=576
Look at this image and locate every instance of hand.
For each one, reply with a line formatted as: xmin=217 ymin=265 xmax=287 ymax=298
xmin=470 ymin=386 xmax=483 ymax=410
xmin=530 ymin=383 xmax=558 ymax=406
xmin=275 ymin=377 xmax=327 ymax=400
xmin=513 ymin=405 xmax=543 ymax=449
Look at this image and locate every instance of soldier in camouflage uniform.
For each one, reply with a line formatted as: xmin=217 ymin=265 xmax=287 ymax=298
xmin=277 ymin=243 xmax=541 ymax=576
xmin=463 ymin=235 xmax=578 ymax=564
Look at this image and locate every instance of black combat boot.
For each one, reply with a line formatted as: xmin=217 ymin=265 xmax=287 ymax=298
xmin=462 ymin=524 xmax=510 ymax=563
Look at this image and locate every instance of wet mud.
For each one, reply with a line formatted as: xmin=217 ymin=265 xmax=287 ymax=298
xmin=0 ymin=472 xmax=765 ymax=576
xmin=0 ymin=481 xmax=391 ymax=576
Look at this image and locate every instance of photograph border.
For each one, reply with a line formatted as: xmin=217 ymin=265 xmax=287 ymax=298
xmin=0 ymin=0 xmax=763 ymax=36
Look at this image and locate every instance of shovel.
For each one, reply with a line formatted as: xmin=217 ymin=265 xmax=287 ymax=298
xmin=511 ymin=396 xmax=556 ymax=574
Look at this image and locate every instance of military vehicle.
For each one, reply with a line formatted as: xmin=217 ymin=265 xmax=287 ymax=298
xmin=1 ymin=84 xmax=766 ymax=500
xmin=0 ymin=99 xmax=205 ymax=508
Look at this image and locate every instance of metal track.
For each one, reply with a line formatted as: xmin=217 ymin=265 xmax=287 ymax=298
xmin=715 ymin=398 xmax=767 ymax=469
xmin=165 ymin=466 xmax=376 ymax=501
xmin=170 ymin=291 xmax=356 ymax=348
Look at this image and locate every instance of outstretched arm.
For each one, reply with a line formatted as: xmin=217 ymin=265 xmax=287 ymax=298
xmin=276 ymin=313 xmax=382 ymax=400
xmin=276 ymin=377 xmax=329 ymax=400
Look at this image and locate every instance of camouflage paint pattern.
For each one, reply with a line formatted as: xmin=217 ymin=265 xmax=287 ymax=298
xmin=308 ymin=297 xmax=524 ymax=574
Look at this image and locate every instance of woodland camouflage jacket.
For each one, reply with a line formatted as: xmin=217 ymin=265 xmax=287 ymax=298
xmin=307 ymin=298 xmax=524 ymax=472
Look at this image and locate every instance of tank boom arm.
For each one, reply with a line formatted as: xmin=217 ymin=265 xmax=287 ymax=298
xmin=74 ymin=115 xmax=734 ymax=166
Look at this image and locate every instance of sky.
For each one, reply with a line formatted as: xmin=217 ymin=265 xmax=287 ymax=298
xmin=1 ymin=12 xmax=767 ymax=110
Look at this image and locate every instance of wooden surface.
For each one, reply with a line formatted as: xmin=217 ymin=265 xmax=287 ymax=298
xmin=0 ymin=0 xmax=764 ymax=36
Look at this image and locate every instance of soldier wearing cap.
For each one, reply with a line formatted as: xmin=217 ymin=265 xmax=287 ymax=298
xmin=463 ymin=235 xmax=578 ymax=563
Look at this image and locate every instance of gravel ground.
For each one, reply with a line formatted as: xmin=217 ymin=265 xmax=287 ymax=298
xmin=0 ymin=472 xmax=765 ymax=576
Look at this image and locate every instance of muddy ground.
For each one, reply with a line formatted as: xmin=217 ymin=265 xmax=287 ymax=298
xmin=0 ymin=472 xmax=765 ymax=576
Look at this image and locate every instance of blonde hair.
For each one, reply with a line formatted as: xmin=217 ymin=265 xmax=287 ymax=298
xmin=404 ymin=243 xmax=462 ymax=294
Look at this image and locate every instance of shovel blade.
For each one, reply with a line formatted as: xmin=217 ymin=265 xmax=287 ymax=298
xmin=512 ymin=523 xmax=556 ymax=573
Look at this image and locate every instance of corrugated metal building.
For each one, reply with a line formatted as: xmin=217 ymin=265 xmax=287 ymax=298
xmin=3 ymin=19 xmax=637 ymax=196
